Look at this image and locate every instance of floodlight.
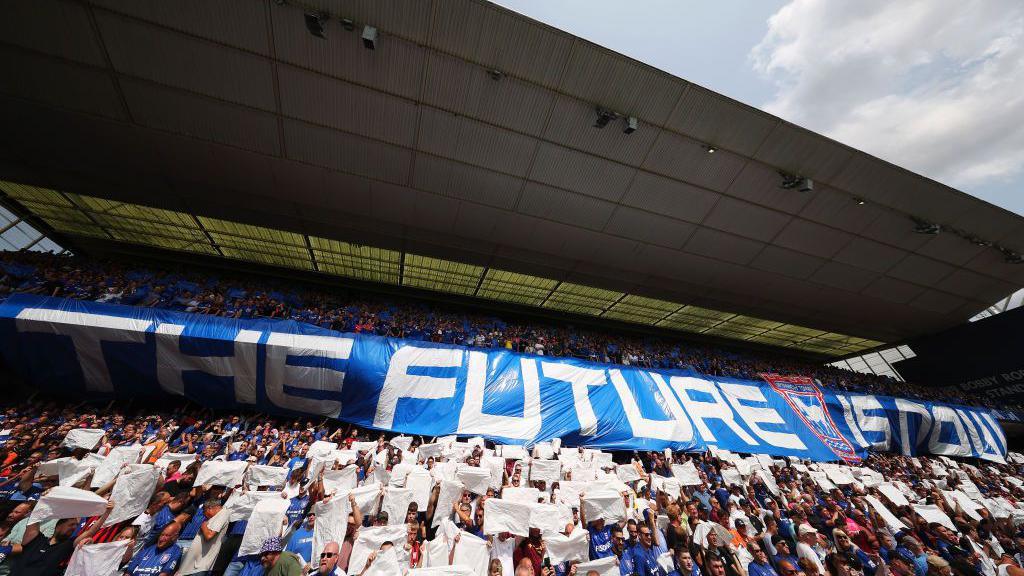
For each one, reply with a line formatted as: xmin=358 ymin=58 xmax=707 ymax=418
xmin=341 ymin=18 xmax=354 ymax=31
xmin=362 ymin=26 xmax=378 ymax=49
xmin=705 ymin=145 xmax=716 ymax=154
xmin=593 ymin=107 xmax=618 ymax=128
xmin=304 ymin=12 xmax=326 ymax=38
xmin=623 ymin=116 xmax=638 ymax=134
xmin=780 ymin=172 xmax=814 ymax=192
xmin=854 ymin=197 xmax=865 ymax=205
xmin=488 ymin=69 xmax=504 ymax=81
xmin=912 ymin=220 xmax=941 ymax=235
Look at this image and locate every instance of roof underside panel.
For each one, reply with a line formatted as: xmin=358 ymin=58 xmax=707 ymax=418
xmin=0 ymin=180 xmax=888 ymax=357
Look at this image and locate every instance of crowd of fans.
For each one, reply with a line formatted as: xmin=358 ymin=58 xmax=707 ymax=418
xmin=2 ymin=398 xmax=1024 ymax=576
xmin=0 ymin=251 xmax=1006 ymax=412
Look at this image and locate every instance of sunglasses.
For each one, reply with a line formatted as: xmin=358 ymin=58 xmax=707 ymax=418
xmin=320 ymin=552 xmax=336 ymax=559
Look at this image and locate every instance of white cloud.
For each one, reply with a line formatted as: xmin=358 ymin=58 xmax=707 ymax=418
xmin=751 ymin=0 xmax=1024 ymax=195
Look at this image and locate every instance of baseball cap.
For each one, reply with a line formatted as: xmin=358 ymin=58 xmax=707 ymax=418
xmin=799 ymin=524 xmax=818 ymax=536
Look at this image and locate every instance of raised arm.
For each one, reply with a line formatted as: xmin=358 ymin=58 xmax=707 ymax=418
xmin=349 ymin=493 xmax=363 ymax=528
xmin=94 ymin=464 xmax=126 ymax=496
xmin=21 ymin=519 xmax=42 ymax=547
xmin=579 ymin=492 xmax=588 ymax=527
xmin=74 ymin=500 xmax=116 ymax=546
xmin=199 ymin=516 xmax=218 ymax=541
xmin=17 ymin=463 xmax=38 ymax=493
xmin=645 ymin=501 xmax=663 ymax=548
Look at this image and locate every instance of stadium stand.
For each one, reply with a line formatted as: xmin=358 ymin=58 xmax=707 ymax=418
xmin=2 ymin=0 xmax=1024 ymax=575
xmin=2 ymin=248 xmax=1021 ymax=576
xmin=2 ymin=395 xmax=1024 ymax=576
xmin=0 ymin=250 xmax=1009 ymax=412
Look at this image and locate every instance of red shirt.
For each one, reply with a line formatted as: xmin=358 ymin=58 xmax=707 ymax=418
xmin=514 ymin=539 xmax=544 ymax=576
xmin=408 ymin=541 xmax=421 ymax=568
xmin=81 ymin=517 xmax=126 ymax=544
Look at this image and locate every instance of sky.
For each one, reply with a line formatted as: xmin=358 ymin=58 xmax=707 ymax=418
xmin=490 ymin=0 xmax=1024 ymax=216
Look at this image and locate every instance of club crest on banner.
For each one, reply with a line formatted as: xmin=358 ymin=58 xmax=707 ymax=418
xmin=761 ymin=373 xmax=860 ymax=463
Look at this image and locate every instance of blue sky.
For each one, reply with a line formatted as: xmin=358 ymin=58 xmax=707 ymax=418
xmin=491 ymin=0 xmax=1024 ymax=216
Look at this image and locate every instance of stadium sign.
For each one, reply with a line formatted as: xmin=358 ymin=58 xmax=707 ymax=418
xmin=0 ymin=295 xmax=1006 ymax=463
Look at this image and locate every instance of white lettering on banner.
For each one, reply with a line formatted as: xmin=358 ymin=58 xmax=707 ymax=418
xmin=929 ymin=405 xmax=971 ymax=456
xmin=15 ymin=309 xmax=153 ymax=392
xmin=719 ymin=383 xmax=806 ymax=450
xmin=955 ymin=409 xmax=984 ymax=455
xmin=0 ymin=298 xmax=1010 ymax=461
xmin=155 ymin=324 xmax=261 ymax=404
xmin=836 ymin=396 xmax=871 ymax=449
xmin=979 ymin=412 xmax=1007 ymax=453
xmin=960 ymin=409 xmax=1006 ymax=463
xmin=669 ymin=377 xmax=757 ymax=445
xmin=607 ymin=371 xmax=693 ymax=442
xmin=265 ymin=333 xmax=353 ymax=416
xmin=539 ymin=363 xmax=608 ymax=436
xmin=966 ymin=412 xmax=995 ymax=455
xmin=895 ymin=399 xmax=933 ymax=455
xmin=852 ymin=395 xmax=891 ymax=450
xmin=457 ymin=353 xmax=541 ymax=440
xmin=374 ymin=346 xmax=463 ymax=429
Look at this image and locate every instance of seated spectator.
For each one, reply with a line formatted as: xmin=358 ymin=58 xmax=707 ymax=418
xmin=125 ymin=522 xmax=183 ymax=576
xmin=259 ymin=536 xmax=304 ymax=576
xmin=9 ymin=499 xmax=114 ymax=576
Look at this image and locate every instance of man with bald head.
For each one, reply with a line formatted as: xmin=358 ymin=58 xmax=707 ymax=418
xmin=316 ymin=541 xmax=344 ymax=575
xmin=125 ymin=521 xmax=183 ymax=576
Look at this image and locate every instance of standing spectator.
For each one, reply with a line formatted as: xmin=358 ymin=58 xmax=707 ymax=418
xmin=285 ymin=511 xmax=315 ymax=569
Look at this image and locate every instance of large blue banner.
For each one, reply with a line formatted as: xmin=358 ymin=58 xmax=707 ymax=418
xmin=0 ymin=294 xmax=1007 ymax=463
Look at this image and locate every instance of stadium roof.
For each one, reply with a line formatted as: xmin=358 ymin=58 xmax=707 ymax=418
xmin=2 ymin=0 xmax=1023 ymax=355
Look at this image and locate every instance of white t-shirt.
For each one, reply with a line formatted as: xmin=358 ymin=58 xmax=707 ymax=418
xmin=797 ymin=541 xmax=826 ymax=575
xmin=178 ymin=525 xmax=227 ymax=575
xmin=490 ymin=534 xmax=516 ymax=576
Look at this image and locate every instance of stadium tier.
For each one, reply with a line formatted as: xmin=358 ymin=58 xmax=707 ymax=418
xmin=3 ymin=1 xmax=1024 ymax=576
xmin=0 ymin=250 xmax=998 ymax=409
xmin=0 ymin=249 xmax=1013 ymax=458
